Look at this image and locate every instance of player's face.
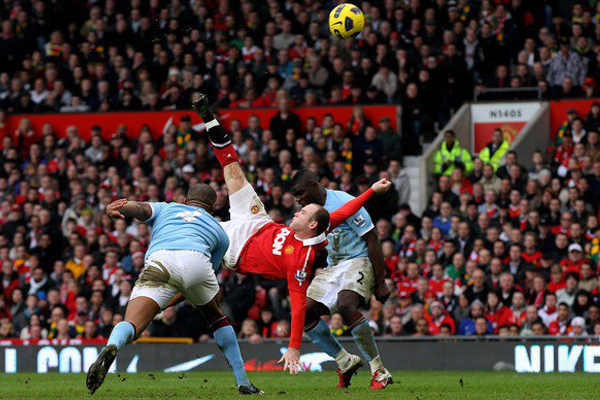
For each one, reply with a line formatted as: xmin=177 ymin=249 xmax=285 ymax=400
xmin=290 ymin=204 xmax=318 ymax=234
xmin=291 ymin=182 xmax=320 ymax=207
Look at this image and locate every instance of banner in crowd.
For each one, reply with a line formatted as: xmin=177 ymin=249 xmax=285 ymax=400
xmin=471 ymin=102 xmax=542 ymax=153
xmin=1 ymin=339 xmax=599 ymax=373
xmin=550 ymin=99 xmax=600 ymax=138
xmin=3 ymin=105 xmax=400 ymax=142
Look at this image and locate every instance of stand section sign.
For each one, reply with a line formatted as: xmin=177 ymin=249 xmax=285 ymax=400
xmin=471 ymin=102 xmax=542 ymax=153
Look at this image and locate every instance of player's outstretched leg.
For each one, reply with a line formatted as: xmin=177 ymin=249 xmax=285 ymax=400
xmin=86 ymin=297 xmax=159 ymax=394
xmin=338 ymin=291 xmax=392 ymax=390
xmin=192 ymin=95 xmax=249 ymax=195
xmin=198 ymin=294 xmax=263 ymax=395
xmin=304 ymin=299 xmax=363 ymax=388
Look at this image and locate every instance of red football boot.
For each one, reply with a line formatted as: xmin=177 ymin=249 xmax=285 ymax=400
xmin=369 ymin=369 xmax=393 ymax=390
xmin=336 ymin=355 xmax=364 ymax=388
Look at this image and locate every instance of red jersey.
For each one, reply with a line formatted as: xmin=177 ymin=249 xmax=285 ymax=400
xmin=547 ymin=280 xmax=566 ymax=293
xmin=560 ymin=259 xmax=586 ymax=275
xmin=428 ymin=277 xmax=449 ymax=296
xmin=238 ymin=223 xmax=325 ymax=290
xmin=236 ymin=188 xmax=377 ymax=349
xmin=397 ymin=276 xmax=419 ymax=295
xmin=522 ymin=251 xmax=542 ymax=267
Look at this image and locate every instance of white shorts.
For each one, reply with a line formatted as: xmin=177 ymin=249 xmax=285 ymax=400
xmin=306 ymin=257 xmax=374 ymax=312
xmin=130 ymin=250 xmax=219 ymax=308
xmin=220 ymin=184 xmax=271 ymax=269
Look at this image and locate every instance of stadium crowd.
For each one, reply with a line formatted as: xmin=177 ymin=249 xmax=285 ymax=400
xmin=0 ymin=0 xmax=599 ymax=154
xmin=1 ymin=0 xmax=600 ymax=342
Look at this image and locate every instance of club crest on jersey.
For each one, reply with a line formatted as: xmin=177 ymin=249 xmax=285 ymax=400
xmin=272 ymin=228 xmax=292 ymax=255
xmin=251 ymin=205 xmax=259 ymax=214
xmin=284 ymin=245 xmax=294 ymax=255
xmin=295 ymin=269 xmax=307 ymax=284
xmin=352 ymin=214 xmax=366 ymax=228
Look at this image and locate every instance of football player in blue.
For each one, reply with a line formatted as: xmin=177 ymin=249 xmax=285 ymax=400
xmin=86 ymin=183 xmax=262 ymax=395
xmin=291 ymin=170 xmax=393 ymax=390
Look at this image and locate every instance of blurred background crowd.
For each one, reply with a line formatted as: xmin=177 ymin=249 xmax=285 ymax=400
xmin=0 ymin=0 xmax=597 ymax=154
xmin=1 ymin=0 xmax=600 ymax=342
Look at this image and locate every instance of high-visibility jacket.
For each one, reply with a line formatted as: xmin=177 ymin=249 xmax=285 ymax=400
xmin=433 ymin=140 xmax=473 ymax=176
xmin=478 ymin=140 xmax=510 ymax=171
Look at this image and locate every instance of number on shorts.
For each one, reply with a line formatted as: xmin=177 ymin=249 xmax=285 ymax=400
xmin=357 ymin=272 xmax=364 ymax=285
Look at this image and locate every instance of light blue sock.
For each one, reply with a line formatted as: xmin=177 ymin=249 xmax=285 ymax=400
xmin=214 ymin=325 xmax=250 ymax=387
xmin=306 ymin=319 xmax=343 ymax=358
xmin=107 ymin=321 xmax=135 ymax=351
xmin=351 ymin=320 xmax=379 ymax=363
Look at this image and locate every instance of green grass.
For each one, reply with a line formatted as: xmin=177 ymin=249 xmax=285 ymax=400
xmin=2 ymin=371 xmax=600 ymax=399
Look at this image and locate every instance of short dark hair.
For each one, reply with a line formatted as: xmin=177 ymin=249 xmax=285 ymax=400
xmin=312 ymin=205 xmax=330 ymax=236
xmin=187 ymin=183 xmax=217 ymax=207
xmin=566 ymin=272 xmax=580 ymax=282
xmin=291 ymin=168 xmax=318 ymax=188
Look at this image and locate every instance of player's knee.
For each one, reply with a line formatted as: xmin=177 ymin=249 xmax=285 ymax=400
xmin=304 ymin=309 xmax=320 ymax=328
xmin=337 ymin=297 xmax=358 ymax=319
xmin=198 ymin=298 xmax=225 ymax=324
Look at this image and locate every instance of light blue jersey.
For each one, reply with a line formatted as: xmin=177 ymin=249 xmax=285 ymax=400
xmin=145 ymin=202 xmax=229 ymax=270
xmin=324 ymin=190 xmax=374 ymax=266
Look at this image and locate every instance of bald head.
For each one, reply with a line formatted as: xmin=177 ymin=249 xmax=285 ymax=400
xmin=187 ymin=183 xmax=217 ymax=212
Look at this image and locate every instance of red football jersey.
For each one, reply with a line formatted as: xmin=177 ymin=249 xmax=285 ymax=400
xmin=238 ymin=223 xmax=326 ymax=292
xmin=235 ymin=188 xmax=377 ymax=349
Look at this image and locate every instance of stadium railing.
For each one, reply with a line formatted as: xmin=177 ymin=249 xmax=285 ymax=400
xmin=474 ymin=87 xmax=542 ymax=101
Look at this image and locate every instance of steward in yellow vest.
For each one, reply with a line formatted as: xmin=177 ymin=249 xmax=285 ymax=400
xmin=478 ymin=129 xmax=510 ymax=171
xmin=434 ymin=130 xmax=473 ymax=176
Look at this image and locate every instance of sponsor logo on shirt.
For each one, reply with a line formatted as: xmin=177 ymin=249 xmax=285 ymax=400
xmin=175 ymin=210 xmax=204 ymax=222
xmin=352 ymin=214 xmax=366 ymax=228
xmin=272 ymin=228 xmax=291 ymax=256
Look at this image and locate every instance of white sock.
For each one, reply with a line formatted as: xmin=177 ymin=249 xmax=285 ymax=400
xmin=369 ymin=355 xmax=384 ymax=375
xmin=334 ymin=348 xmax=353 ymax=371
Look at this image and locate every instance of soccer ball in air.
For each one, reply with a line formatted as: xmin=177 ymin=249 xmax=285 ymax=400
xmin=329 ymin=3 xmax=365 ymax=40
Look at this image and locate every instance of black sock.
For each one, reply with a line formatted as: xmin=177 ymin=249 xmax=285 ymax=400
xmin=205 ymin=120 xmax=232 ymax=148
xmin=202 ymin=112 xmax=215 ymax=123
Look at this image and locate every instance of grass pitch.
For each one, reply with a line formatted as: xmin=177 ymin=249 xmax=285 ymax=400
xmin=1 ymin=370 xmax=600 ymax=399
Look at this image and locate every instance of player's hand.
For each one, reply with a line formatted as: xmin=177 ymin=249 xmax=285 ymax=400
xmin=374 ymin=282 xmax=391 ymax=304
xmin=371 ymin=178 xmax=392 ymax=195
xmin=106 ymin=198 xmax=127 ymax=219
xmin=278 ymin=348 xmax=302 ymax=375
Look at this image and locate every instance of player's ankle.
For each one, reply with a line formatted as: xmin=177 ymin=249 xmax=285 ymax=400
xmin=369 ymin=356 xmax=384 ymax=374
xmin=335 ymin=349 xmax=353 ymax=371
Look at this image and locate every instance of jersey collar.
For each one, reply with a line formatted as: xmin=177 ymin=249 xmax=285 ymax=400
xmin=295 ymin=231 xmax=327 ymax=246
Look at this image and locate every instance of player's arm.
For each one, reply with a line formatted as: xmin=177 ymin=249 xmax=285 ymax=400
xmin=363 ymin=229 xmax=390 ymax=304
xmin=278 ymin=288 xmax=305 ymax=375
xmin=326 ymin=179 xmax=391 ymax=233
xmin=106 ymin=199 xmax=153 ymax=221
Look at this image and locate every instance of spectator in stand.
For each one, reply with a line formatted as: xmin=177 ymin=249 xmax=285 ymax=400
xmin=1 ymin=0 xmax=600 ymax=343
xmin=548 ymin=303 xmax=572 ymax=335
xmin=433 ymin=130 xmax=473 ymax=176
xmin=546 ymin=39 xmax=587 ymax=88
xmin=479 ymin=129 xmax=510 ymax=172
xmin=569 ymin=316 xmax=589 ymax=337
